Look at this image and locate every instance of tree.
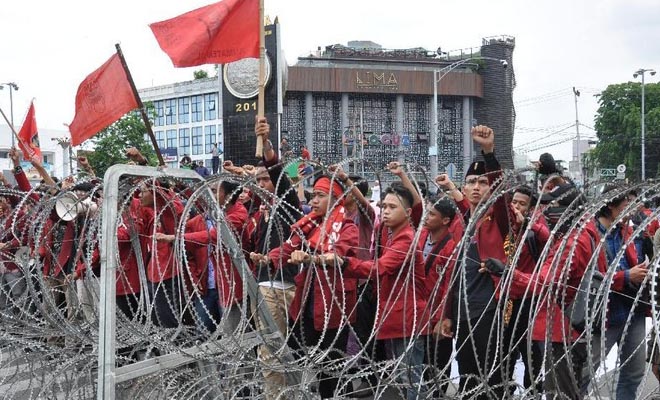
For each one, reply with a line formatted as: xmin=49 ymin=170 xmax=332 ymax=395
xmin=193 ymin=69 xmax=209 ymax=80
xmin=592 ymin=82 xmax=660 ymax=181
xmin=85 ymin=107 xmax=158 ymax=178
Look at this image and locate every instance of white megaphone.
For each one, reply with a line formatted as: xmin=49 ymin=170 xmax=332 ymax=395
xmin=55 ymin=192 xmax=98 ymax=221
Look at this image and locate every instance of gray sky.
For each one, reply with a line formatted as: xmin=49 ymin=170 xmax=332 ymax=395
xmin=1 ymin=0 xmax=659 ymax=163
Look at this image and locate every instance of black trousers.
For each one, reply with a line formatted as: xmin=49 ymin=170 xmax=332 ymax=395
xmin=425 ymin=334 xmax=453 ymax=398
xmin=288 ymin=314 xmax=349 ymax=399
xmin=540 ymin=340 xmax=588 ymax=400
xmin=351 ymin=282 xmax=387 ymax=386
xmin=455 ymin=309 xmax=505 ymax=400
xmin=148 ymin=277 xmax=181 ymax=329
xmin=502 ymin=298 xmax=543 ymax=395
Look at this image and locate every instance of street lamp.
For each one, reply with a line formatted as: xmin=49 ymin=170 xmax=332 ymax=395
xmin=430 ymin=57 xmax=507 ymax=179
xmin=633 ymin=68 xmax=656 ymax=181
xmin=0 ymin=82 xmax=19 ymax=147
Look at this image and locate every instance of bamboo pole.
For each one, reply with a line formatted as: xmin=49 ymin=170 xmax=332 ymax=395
xmin=255 ymin=0 xmax=266 ymax=158
xmin=115 ymin=43 xmax=165 ymax=166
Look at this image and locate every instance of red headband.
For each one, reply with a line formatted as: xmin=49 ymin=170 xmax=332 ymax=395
xmin=313 ymin=177 xmax=344 ymax=199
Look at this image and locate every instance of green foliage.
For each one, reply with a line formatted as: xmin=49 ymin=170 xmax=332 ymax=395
xmin=193 ymin=69 xmax=209 ymax=80
xmin=592 ymin=82 xmax=660 ymax=180
xmin=85 ymin=107 xmax=158 ymax=178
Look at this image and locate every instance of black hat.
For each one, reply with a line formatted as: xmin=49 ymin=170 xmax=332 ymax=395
xmin=539 ymin=182 xmax=579 ymax=206
xmin=465 ymin=161 xmax=486 ymax=178
xmin=538 ymin=153 xmax=560 ymax=175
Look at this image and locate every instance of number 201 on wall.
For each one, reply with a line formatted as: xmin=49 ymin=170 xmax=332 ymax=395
xmin=235 ymin=102 xmax=257 ymax=113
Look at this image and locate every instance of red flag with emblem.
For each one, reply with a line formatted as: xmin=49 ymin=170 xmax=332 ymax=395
xmin=149 ymin=0 xmax=259 ymax=67
xmin=68 ymin=53 xmax=138 ymax=146
xmin=17 ymin=100 xmax=42 ymax=162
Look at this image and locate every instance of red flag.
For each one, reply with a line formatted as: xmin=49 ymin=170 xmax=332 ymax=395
xmin=69 ymin=53 xmax=138 ymax=146
xmin=17 ymin=101 xmax=42 ymax=162
xmin=149 ymin=0 xmax=259 ymax=67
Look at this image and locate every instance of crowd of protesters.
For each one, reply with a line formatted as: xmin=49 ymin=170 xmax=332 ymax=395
xmin=1 ymin=116 xmax=660 ymax=400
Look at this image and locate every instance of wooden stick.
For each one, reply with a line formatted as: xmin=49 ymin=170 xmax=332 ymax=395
xmin=115 ymin=43 xmax=165 ymax=167
xmin=255 ymin=0 xmax=265 ymax=158
xmin=0 ymin=107 xmax=26 ymax=154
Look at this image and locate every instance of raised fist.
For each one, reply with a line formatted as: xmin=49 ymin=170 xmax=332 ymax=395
xmin=471 ymin=125 xmax=494 ymax=154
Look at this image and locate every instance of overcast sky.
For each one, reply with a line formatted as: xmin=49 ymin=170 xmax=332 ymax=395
xmin=1 ymin=0 xmax=659 ymax=163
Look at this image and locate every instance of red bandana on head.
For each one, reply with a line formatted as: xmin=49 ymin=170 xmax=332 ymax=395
xmin=313 ymin=177 xmax=344 ymax=201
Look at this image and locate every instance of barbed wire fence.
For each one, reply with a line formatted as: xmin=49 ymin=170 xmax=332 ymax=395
xmin=0 ymin=160 xmax=659 ymax=399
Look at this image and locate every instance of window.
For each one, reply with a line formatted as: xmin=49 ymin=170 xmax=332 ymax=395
xmin=204 ymin=93 xmax=217 ymax=120
xmin=205 ymin=159 xmax=213 ymax=168
xmin=191 ymin=95 xmax=203 ymax=122
xmin=179 ymin=128 xmax=190 ymax=156
xmin=165 ymin=99 xmax=177 ymax=125
xmin=167 ymin=161 xmax=177 ymax=169
xmin=166 ymin=129 xmax=177 ymax=149
xmin=178 ymin=97 xmax=190 ymax=123
xmin=154 ymin=101 xmax=165 ymax=126
xmin=192 ymin=127 xmax=203 ymax=155
xmin=204 ymin=125 xmax=216 ymax=153
xmin=155 ymin=131 xmax=165 ymax=149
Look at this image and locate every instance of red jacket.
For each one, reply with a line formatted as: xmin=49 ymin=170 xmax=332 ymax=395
xmin=182 ymin=202 xmax=249 ymax=307
xmin=81 ymin=210 xmax=145 ymax=296
xmin=39 ymin=217 xmax=76 ymax=278
xmin=0 ymin=209 xmax=27 ymax=272
xmin=139 ymin=190 xmax=185 ymax=283
xmin=506 ymin=213 xmax=550 ymax=301
xmin=418 ymin=228 xmax=456 ymax=327
xmin=509 ymin=219 xmax=609 ymax=343
xmin=344 ymin=224 xmax=428 ymax=340
xmin=269 ymin=216 xmax=359 ymax=331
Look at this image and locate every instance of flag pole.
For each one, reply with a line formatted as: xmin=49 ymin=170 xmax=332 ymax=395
xmin=255 ymin=0 xmax=265 ymax=158
xmin=0 ymin=107 xmax=24 ymax=150
xmin=114 ymin=43 xmax=165 ymax=167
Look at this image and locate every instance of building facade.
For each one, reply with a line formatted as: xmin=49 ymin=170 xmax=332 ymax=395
xmin=138 ymin=25 xmax=516 ymax=182
xmin=0 ymin=126 xmax=67 ymax=184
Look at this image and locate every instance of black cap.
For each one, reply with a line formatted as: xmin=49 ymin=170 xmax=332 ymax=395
xmin=538 ymin=153 xmax=560 ymax=175
xmin=465 ymin=161 xmax=486 ymax=178
xmin=539 ymin=182 xmax=580 ymax=206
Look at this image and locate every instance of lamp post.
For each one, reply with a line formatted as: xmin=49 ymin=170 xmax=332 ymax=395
xmin=633 ymin=68 xmax=656 ymax=181
xmin=0 ymin=82 xmax=19 ymax=147
xmin=430 ymin=57 xmax=507 ymax=179
xmin=573 ymin=87 xmax=581 ymax=185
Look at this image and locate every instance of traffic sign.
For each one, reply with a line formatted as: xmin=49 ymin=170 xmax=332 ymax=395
xmin=600 ymin=168 xmax=616 ymax=177
xmin=617 ymin=164 xmax=626 ymax=174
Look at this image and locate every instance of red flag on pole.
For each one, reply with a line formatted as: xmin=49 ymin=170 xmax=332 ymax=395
xmin=17 ymin=100 xmax=42 ymax=161
xmin=69 ymin=53 xmax=139 ymax=146
xmin=149 ymin=0 xmax=259 ymax=67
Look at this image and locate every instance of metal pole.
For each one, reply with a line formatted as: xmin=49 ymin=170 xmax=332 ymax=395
xmin=573 ymin=87 xmax=581 ymax=185
xmin=9 ymin=85 xmax=15 ymax=147
xmin=68 ymin=142 xmax=74 ymax=175
xmin=360 ymin=107 xmax=365 ymax=177
xmin=641 ymin=72 xmax=646 ymax=181
xmin=430 ymin=70 xmax=438 ymax=178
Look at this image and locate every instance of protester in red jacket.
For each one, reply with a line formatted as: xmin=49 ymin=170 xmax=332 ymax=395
xmin=418 ymin=196 xmax=457 ymax=398
xmin=325 ymin=184 xmax=427 ymax=400
xmin=158 ymin=180 xmax=249 ymax=335
xmin=501 ymin=185 xmax=549 ymax=395
xmin=437 ymin=126 xmax=510 ymax=400
xmin=137 ymin=180 xmax=185 ymax=329
xmin=258 ymin=175 xmax=358 ymax=399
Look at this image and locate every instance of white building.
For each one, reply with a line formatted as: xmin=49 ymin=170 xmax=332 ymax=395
xmin=0 ymin=125 xmax=68 ymax=183
xmin=138 ymin=77 xmax=223 ymax=170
